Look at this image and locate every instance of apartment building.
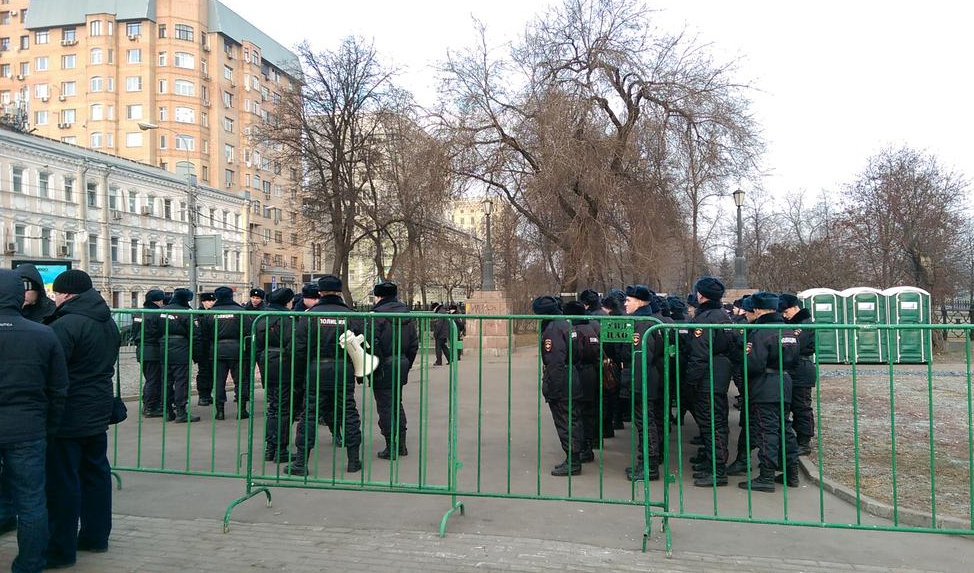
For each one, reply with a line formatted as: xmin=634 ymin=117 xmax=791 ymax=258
xmin=0 ymin=125 xmax=249 ymax=306
xmin=0 ymin=0 xmax=304 ymax=291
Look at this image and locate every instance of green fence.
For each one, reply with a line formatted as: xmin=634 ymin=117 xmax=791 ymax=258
xmin=107 ymin=308 xmax=974 ymax=553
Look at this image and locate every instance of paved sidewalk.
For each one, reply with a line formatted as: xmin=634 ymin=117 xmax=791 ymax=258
xmin=0 ymin=514 xmax=942 ymax=573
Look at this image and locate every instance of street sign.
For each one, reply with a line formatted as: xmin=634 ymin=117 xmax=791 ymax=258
xmin=601 ymin=320 xmax=634 ymax=344
xmin=271 ymin=275 xmax=278 ymax=290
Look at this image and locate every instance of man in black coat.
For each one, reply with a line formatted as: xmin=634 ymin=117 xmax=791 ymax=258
xmin=16 ymin=264 xmax=57 ymax=323
xmin=369 ymin=282 xmax=420 ymax=460
xmin=564 ymin=301 xmax=599 ymax=461
xmin=244 ymin=289 xmax=267 ymax=389
xmin=43 ymin=270 xmax=120 ymax=567
xmin=293 ymin=284 xmax=319 ymax=313
xmin=194 ymin=292 xmax=216 ymax=407
xmin=253 ymin=288 xmax=298 ymax=463
xmin=432 ymin=304 xmax=452 ymax=366
xmin=735 ymin=292 xmax=801 ymax=492
xmin=135 ymin=289 xmax=166 ymax=417
xmin=779 ymin=293 xmax=816 ymax=456
xmin=599 ymin=295 xmax=625 ymax=438
xmin=622 ymin=286 xmax=663 ymax=482
xmin=534 ymin=295 xmax=585 ymax=476
xmin=288 ymin=275 xmax=364 ymax=475
xmin=200 ymin=287 xmax=250 ymax=420
xmin=160 ymin=289 xmax=201 ymax=423
xmin=0 ymin=270 xmax=69 ymax=572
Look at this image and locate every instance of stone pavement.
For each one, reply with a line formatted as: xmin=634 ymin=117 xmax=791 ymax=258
xmin=0 ymin=514 xmax=943 ymax=573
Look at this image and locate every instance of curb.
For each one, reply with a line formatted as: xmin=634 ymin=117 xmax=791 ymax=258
xmin=798 ymin=456 xmax=972 ymax=533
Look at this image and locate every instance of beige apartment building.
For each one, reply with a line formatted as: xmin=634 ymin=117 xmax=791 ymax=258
xmin=0 ymin=0 xmax=305 ymax=292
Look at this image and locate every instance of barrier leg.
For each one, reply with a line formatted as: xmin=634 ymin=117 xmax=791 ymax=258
xmin=222 ymin=483 xmax=272 ymax=533
xmin=110 ymin=471 xmax=123 ymax=491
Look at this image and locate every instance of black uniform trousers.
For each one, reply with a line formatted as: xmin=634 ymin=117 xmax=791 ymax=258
xmin=434 ymin=338 xmax=450 ymax=365
xmin=632 ymin=391 xmax=662 ymax=465
xmin=602 ymin=362 xmax=620 ymax=434
xmin=165 ymin=363 xmax=191 ymax=408
xmin=616 ymin=368 xmax=632 ymax=423
xmin=790 ymin=386 xmax=815 ymax=445
xmin=548 ymin=399 xmax=585 ymax=461
xmin=751 ymin=403 xmax=799 ymax=473
xmin=213 ymin=359 xmax=250 ymax=406
xmin=45 ymin=433 xmax=112 ymax=567
xmin=262 ymin=355 xmax=294 ymax=456
xmin=373 ymin=357 xmax=408 ymax=442
xmin=295 ymin=363 xmax=362 ymax=459
xmin=141 ymin=361 xmax=162 ymax=411
xmin=692 ymin=380 xmax=730 ymax=467
xmin=195 ymin=347 xmax=214 ymax=401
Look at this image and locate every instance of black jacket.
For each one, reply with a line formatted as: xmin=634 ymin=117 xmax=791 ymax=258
xmin=202 ymin=299 xmax=247 ymax=360
xmin=629 ymin=306 xmax=663 ymax=399
xmin=160 ymin=300 xmax=194 ymax=364
xmin=745 ymin=312 xmax=800 ymax=404
xmin=253 ymin=303 xmax=298 ymax=360
xmin=433 ymin=308 xmax=453 ymax=340
xmin=16 ymin=264 xmax=56 ymax=323
xmin=371 ymin=298 xmax=420 ymax=386
xmin=134 ymin=300 xmax=164 ymax=362
xmin=540 ymin=318 xmax=582 ymax=402
xmin=45 ymin=289 xmax=121 ymax=438
xmin=572 ymin=317 xmax=601 ymax=400
xmin=0 ymin=271 xmax=69 ymax=444
xmin=294 ymin=296 xmax=365 ymax=382
xmin=787 ymin=308 xmax=817 ymax=387
xmin=685 ymin=300 xmax=739 ymax=392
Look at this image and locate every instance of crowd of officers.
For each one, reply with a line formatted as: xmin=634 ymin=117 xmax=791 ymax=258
xmin=533 ymin=276 xmax=816 ymax=493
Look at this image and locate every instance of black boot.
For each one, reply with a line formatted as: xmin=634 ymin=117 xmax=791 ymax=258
xmin=144 ymin=406 xmax=164 ymax=418
xmin=265 ymin=447 xmax=289 ymax=464
xmin=690 ymin=435 xmax=704 ymax=446
xmin=693 ymin=465 xmax=728 ymax=487
xmin=238 ymin=405 xmax=250 ymax=420
xmin=378 ymin=437 xmax=395 ymax=460
xmin=775 ymin=465 xmax=800 ymax=487
xmin=738 ymin=468 xmax=776 ymax=492
xmin=215 ymin=405 xmax=225 ymax=421
xmin=346 ymin=446 xmax=362 ymax=473
xmin=626 ymin=463 xmax=660 ymax=482
xmin=174 ymin=406 xmax=200 ymax=423
xmin=797 ymin=440 xmax=812 ymax=457
xmin=579 ymin=448 xmax=595 ymax=463
xmin=285 ymin=453 xmax=309 ymax=476
xmin=725 ymin=458 xmax=751 ymax=476
xmin=551 ymin=458 xmax=581 ymax=476
xmin=689 ymin=450 xmax=710 ymax=465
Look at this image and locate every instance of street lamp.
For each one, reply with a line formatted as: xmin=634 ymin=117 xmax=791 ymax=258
xmin=138 ymin=122 xmax=199 ymax=296
xmin=481 ymin=197 xmax=495 ymax=291
xmin=732 ymin=188 xmax=747 ymax=289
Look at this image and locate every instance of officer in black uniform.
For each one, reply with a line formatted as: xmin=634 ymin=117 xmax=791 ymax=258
xmin=534 ymin=295 xmax=584 ymax=476
xmin=622 ymin=286 xmax=662 ymax=482
xmin=599 ymin=295 xmax=623 ymax=438
xmin=160 ymin=288 xmax=201 ymax=423
xmin=730 ymin=298 xmax=749 ymax=411
xmin=606 ymin=288 xmax=630 ymax=428
xmin=200 ymin=286 xmax=249 ymax=420
xmin=253 ymin=288 xmax=298 ymax=463
xmin=288 ymin=275 xmax=363 ymax=475
xmin=686 ymin=277 xmax=739 ymax=487
xmin=195 ymin=292 xmax=216 ymax=407
xmin=432 ymin=304 xmax=452 ymax=366
xmin=136 ymin=289 xmax=166 ymax=418
xmin=728 ymin=295 xmax=759 ymax=476
xmin=779 ymin=293 xmax=816 ymax=457
xmin=370 ymin=282 xmax=419 ymax=460
xmin=294 ymin=284 xmax=319 ymax=312
xmin=564 ymin=301 xmax=599 ymax=459
xmin=244 ymin=289 xmax=267 ymax=388
xmin=736 ymin=291 xmax=800 ymax=492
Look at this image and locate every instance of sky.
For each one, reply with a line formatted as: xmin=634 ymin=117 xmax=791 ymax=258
xmin=224 ymin=0 xmax=974 ymax=206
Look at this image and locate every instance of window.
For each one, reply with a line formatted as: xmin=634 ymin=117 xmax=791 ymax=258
xmin=158 ymin=134 xmax=167 ymax=149
xmin=0 ymin=64 xmax=8 ymax=78
xmin=222 ymin=211 xmax=229 ymax=229
xmin=90 ymin=48 xmax=103 ymax=65
xmin=224 ymin=169 xmax=233 ymax=187
xmin=39 ymin=172 xmax=50 ymax=197
xmin=126 ymin=104 xmax=142 ymax=120
xmin=164 ymin=199 xmax=172 ymax=220
xmin=61 ymin=54 xmax=76 ymax=69
xmin=127 ymin=49 xmax=141 ymax=64
xmin=61 ymin=136 xmax=77 ymax=145
xmin=223 ymin=116 xmax=233 ymax=133
xmin=223 ymin=250 xmax=229 ymax=269
xmin=173 ymin=51 xmax=194 ymax=69
xmin=148 ymin=241 xmax=157 ymax=263
xmin=128 ymin=190 xmax=137 ymax=212
xmin=157 ymin=51 xmax=166 ymax=66
xmin=126 ymin=22 xmax=141 ymax=37
xmin=61 ymin=81 xmax=76 ymax=96
xmin=62 ymin=27 xmax=76 ymax=42
xmin=290 ymin=233 xmax=298 ymax=246
xmin=40 ymin=229 xmax=52 ymax=257
xmin=19 ymin=35 xmax=27 ymax=50
xmin=108 ymin=187 xmax=119 ymax=210
xmin=125 ymin=132 xmax=143 ymax=147
xmin=64 ymin=177 xmax=74 ymax=202
xmin=175 ymin=24 xmax=193 ymax=41
xmin=146 ymin=195 xmax=155 ymax=216
xmin=90 ymin=76 xmax=103 ymax=92
xmin=130 ymin=239 xmax=138 ymax=263
xmin=224 ymin=144 xmax=234 ymax=162
xmin=14 ymin=225 xmax=26 ymax=254
xmin=235 ymin=251 xmax=241 ymax=271
xmin=174 ymin=106 xmax=194 ymax=123
xmin=274 ymin=231 xmax=282 ymax=244
xmin=61 ymin=109 xmax=76 ymax=124
xmin=34 ymin=110 xmax=48 ymax=125
xmin=12 ymin=166 xmax=23 ymax=193
xmin=19 ymin=61 xmax=28 ymax=76
xmin=158 ymin=24 xmax=166 ymax=39
xmin=234 ymin=214 xmax=240 ymax=230
xmin=110 ymin=237 xmax=119 ymax=263
xmin=158 ymin=106 xmax=168 ymax=121
xmin=202 ymin=165 xmax=208 ymax=183
xmin=88 ymin=234 xmax=98 ymax=261
xmin=1 ymin=12 xmax=11 ymax=25
xmin=126 ymin=76 xmax=142 ymax=91
xmin=263 ymin=229 xmax=270 ymax=243
xmin=175 ymin=134 xmax=194 ymax=151
xmin=34 ymin=57 xmax=48 ymax=71
xmin=224 ymin=65 xmax=232 ymax=81
xmin=179 ymin=201 xmax=187 ymax=221
xmin=158 ymin=79 xmax=167 ymax=94
xmin=90 ymin=104 xmax=103 ymax=121
xmin=87 ymin=181 xmax=98 ymax=206
xmin=275 ymin=185 xmax=282 ymax=197
xmin=166 ymin=242 xmax=173 ymax=262
xmin=0 ymin=38 xmax=9 ymax=52
xmin=174 ymin=80 xmax=194 ymax=96
xmin=90 ymin=21 xmax=102 ymax=37
xmin=222 ymin=91 xmax=233 ymax=108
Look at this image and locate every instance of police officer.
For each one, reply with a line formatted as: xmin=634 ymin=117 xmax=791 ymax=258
xmin=370 ymin=282 xmax=419 ymax=460
xmin=534 ymin=295 xmax=584 ymax=476
xmin=195 ymin=292 xmax=216 ymax=407
xmin=622 ymin=286 xmax=662 ymax=482
xmin=160 ymin=288 xmax=201 ymax=423
xmin=200 ymin=287 xmax=249 ymax=420
xmin=432 ymin=303 xmax=452 ymax=366
xmin=607 ymin=288 xmax=630 ymax=428
xmin=564 ymin=301 xmax=599 ymax=460
xmin=136 ymin=290 xmax=166 ymax=418
xmin=728 ymin=295 xmax=759 ymax=477
xmin=294 ymin=284 xmax=319 ymax=312
xmin=686 ymin=277 xmax=738 ymax=487
xmin=779 ymin=293 xmax=816 ymax=457
xmin=736 ymin=292 xmax=800 ymax=492
xmin=289 ymin=275 xmax=363 ymax=475
xmin=599 ymin=295 xmax=623 ymax=439
xmin=253 ymin=288 xmax=298 ymax=463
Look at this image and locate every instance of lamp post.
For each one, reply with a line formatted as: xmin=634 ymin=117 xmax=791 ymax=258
xmin=481 ymin=197 xmax=495 ymax=291
xmin=732 ymin=188 xmax=747 ymax=289
xmin=138 ymin=122 xmax=198 ymax=295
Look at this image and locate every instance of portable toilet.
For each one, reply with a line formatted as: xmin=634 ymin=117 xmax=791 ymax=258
xmin=841 ymin=287 xmax=888 ymax=364
xmin=798 ymin=288 xmax=846 ymax=364
xmin=884 ymin=286 xmax=932 ymax=364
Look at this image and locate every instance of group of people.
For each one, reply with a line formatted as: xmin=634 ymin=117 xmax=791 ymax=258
xmin=533 ymin=276 xmax=816 ymax=493
xmin=1 ymin=266 xmax=121 ymax=572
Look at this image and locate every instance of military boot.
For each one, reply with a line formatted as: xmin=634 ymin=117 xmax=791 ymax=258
xmin=174 ymin=406 xmax=200 ymax=423
xmin=738 ymin=468 xmax=776 ymax=493
xmin=626 ymin=463 xmax=660 ymax=482
xmin=215 ymin=405 xmax=225 ymax=421
xmin=797 ymin=439 xmax=812 ymax=457
xmin=693 ymin=465 xmax=728 ymax=487
xmin=551 ymin=458 xmax=581 ymax=476
xmin=285 ymin=452 xmax=310 ymax=476
xmin=774 ymin=464 xmax=800 ymax=487
xmin=725 ymin=457 xmax=752 ymax=476
xmin=346 ymin=446 xmax=362 ymax=473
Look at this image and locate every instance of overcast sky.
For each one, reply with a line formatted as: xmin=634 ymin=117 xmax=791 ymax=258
xmin=225 ymin=0 xmax=974 ymax=206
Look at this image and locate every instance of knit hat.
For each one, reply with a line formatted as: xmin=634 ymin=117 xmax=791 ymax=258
xmin=145 ymin=289 xmax=166 ymax=303
xmin=693 ymin=277 xmax=725 ymax=301
xmin=563 ymin=300 xmax=587 ymax=316
xmin=52 ymin=270 xmax=93 ymax=295
xmin=214 ymin=286 xmax=235 ymax=302
xmin=173 ymin=288 xmax=194 ymax=304
xmin=301 ymin=284 xmax=320 ymax=299
xmin=625 ymin=285 xmax=651 ymax=302
xmin=267 ymin=287 xmax=295 ymax=305
xmin=778 ymin=293 xmax=801 ymax=311
xmin=318 ymin=274 xmax=342 ymax=293
xmin=532 ymin=295 xmax=561 ymax=315
xmin=249 ymin=288 xmax=266 ymax=299
xmin=374 ymin=281 xmax=398 ymax=298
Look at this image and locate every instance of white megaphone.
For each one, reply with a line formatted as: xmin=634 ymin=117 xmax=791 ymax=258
xmin=338 ymin=330 xmax=379 ymax=378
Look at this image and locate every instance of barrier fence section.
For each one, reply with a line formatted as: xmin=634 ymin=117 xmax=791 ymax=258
xmin=107 ymin=309 xmax=974 ymax=552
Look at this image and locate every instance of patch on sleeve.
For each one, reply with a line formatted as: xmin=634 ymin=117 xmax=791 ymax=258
xmin=633 ymin=332 xmax=641 ymax=346
xmin=694 ymin=328 xmax=703 ymax=338
xmin=794 ymin=328 xmax=802 ymax=336
xmin=544 ymin=339 xmax=553 ymax=352
xmin=746 ymin=342 xmax=753 ymax=355
xmin=781 ymin=337 xmax=798 ymax=345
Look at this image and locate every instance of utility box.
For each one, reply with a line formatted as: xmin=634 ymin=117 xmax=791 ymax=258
xmin=884 ymin=286 xmax=932 ymax=364
xmin=842 ymin=287 xmax=888 ymax=363
xmin=798 ymin=288 xmax=846 ymax=364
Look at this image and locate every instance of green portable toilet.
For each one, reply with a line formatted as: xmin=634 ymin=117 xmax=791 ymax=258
xmin=841 ymin=287 xmax=888 ymax=364
xmin=798 ymin=288 xmax=846 ymax=364
xmin=884 ymin=286 xmax=932 ymax=364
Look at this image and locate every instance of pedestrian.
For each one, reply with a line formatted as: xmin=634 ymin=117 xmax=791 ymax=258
xmin=43 ymin=269 xmax=120 ymax=567
xmin=370 ymin=282 xmax=419 ymax=460
xmin=564 ymin=301 xmax=599 ymax=461
xmin=199 ymin=287 xmax=249 ymax=421
xmin=15 ymin=264 xmax=56 ymax=323
xmin=288 ymin=275 xmax=363 ymax=475
xmin=534 ymin=295 xmax=584 ymax=476
xmin=253 ymin=288 xmax=298 ymax=463
xmin=160 ymin=289 xmax=201 ymax=423
xmin=449 ymin=304 xmax=466 ymax=361
xmin=622 ymin=286 xmax=662 ymax=482
xmin=0 ymin=269 xmax=69 ymax=573
xmin=432 ymin=303 xmax=452 ymax=366
xmin=779 ymin=293 xmax=816 ymax=457
xmin=134 ymin=290 xmax=167 ymax=418
xmin=194 ymin=292 xmax=216 ymax=408
xmin=734 ymin=291 xmax=801 ymax=492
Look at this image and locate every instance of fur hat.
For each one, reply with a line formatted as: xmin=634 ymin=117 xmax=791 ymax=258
xmin=532 ymin=295 xmax=561 ymax=315
xmin=267 ymin=287 xmax=295 ymax=305
xmin=625 ymin=285 xmax=651 ymax=302
xmin=317 ymin=274 xmax=343 ymax=293
xmin=214 ymin=286 xmax=235 ymax=302
xmin=301 ymin=284 xmax=320 ymax=299
xmin=693 ymin=277 xmax=725 ymax=301
xmin=778 ymin=293 xmax=801 ymax=311
xmin=374 ymin=282 xmax=398 ymax=298
xmin=751 ymin=291 xmax=780 ymax=311
xmin=563 ymin=300 xmax=588 ymax=316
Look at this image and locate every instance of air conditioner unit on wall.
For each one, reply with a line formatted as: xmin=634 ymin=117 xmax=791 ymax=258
xmin=111 ymin=210 xmax=123 ymax=220
xmin=141 ymin=206 xmax=152 ymax=216
xmin=4 ymin=242 xmax=15 ymax=254
xmin=58 ymin=245 xmax=69 ymax=257
xmin=160 ymin=256 xmax=171 ymax=266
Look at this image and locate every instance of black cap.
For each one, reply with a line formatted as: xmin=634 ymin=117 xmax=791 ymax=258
xmin=199 ymin=292 xmax=216 ymax=302
xmin=374 ymin=281 xmax=397 ymax=298
xmin=778 ymin=293 xmax=801 ymax=311
xmin=318 ymin=274 xmax=343 ymax=293
xmin=145 ymin=289 xmax=166 ymax=303
xmin=301 ymin=284 xmax=320 ymax=299
xmin=694 ymin=277 xmax=725 ymax=301
xmin=564 ymin=300 xmax=587 ymax=316
xmin=532 ymin=295 xmax=561 ymax=315
xmin=625 ymin=285 xmax=651 ymax=302
xmin=752 ymin=291 xmax=779 ymax=310
xmin=214 ymin=286 xmax=235 ymax=302
xmin=52 ymin=270 xmax=93 ymax=295
xmin=173 ymin=288 xmax=194 ymax=304
xmin=249 ymin=288 xmax=265 ymax=299
xmin=578 ymin=289 xmax=601 ymax=309
xmin=267 ymin=287 xmax=295 ymax=305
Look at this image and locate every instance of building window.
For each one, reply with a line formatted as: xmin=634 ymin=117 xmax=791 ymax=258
xmin=126 ymin=104 xmax=142 ymax=120
xmin=224 ymin=144 xmax=234 ymax=162
xmin=14 ymin=225 xmax=26 ymax=254
xmin=12 ymin=166 xmax=23 ymax=193
xmin=126 ymin=76 xmax=142 ymax=92
xmin=174 ymin=79 xmax=194 ymax=96
xmin=127 ymin=49 xmax=141 ymax=64
xmin=39 ymin=228 xmax=52 ymax=257
xmin=19 ymin=61 xmax=28 ymax=76
xmin=158 ymin=106 xmax=167 ymax=121
xmin=108 ymin=187 xmax=119 ymax=210
xmin=274 ymin=231 xmax=282 ymax=244
xmin=0 ymin=38 xmax=9 ymax=52
xmin=174 ymin=51 xmax=194 ymax=69
xmin=125 ymin=132 xmax=143 ymax=147
xmin=174 ymin=106 xmax=194 ymax=123
xmin=90 ymin=104 xmax=104 ymax=121
xmin=224 ymin=65 xmax=232 ymax=81
xmin=158 ymin=24 xmax=166 ymax=39
xmin=88 ymin=234 xmax=98 ymax=261
xmin=148 ymin=241 xmax=157 ymax=264
xmin=39 ymin=172 xmax=50 ymax=197
xmin=126 ymin=22 xmax=141 ymax=37
xmin=222 ymin=91 xmax=233 ymax=108
xmin=224 ymin=169 xmax=233 ymax=187
xmin=166 ymin=242 xmax=173 ymax=262
xmin=90 ymin=48 xmax=103 ymax=65
xmin=175 ymin=24 xmax=193 ymax=41
xmin=87 ymin=181 xmax=98 ymax=206
xmin=61 ymin=54 xmax=76 ymax=69
xmin=34 ymin=110 xmax=48 ymax=125
xmin=90 ymin=21 xmax=102 ymax=37
xmin=158 ymin=79 xmax=168 ymax=94
xmin=290 ymin=233 xmax=297 ymax=246
xmin=64 ymin=177 xmax=74 ymax=202
xmin=64 ymin=231 xmax=75 ymax=258
xmin=35 ymin=30 xmax=49 ymax=45
xmin=19 ymin=35 xmax=27 ymax=50
xmin=60 ymin=81 xmax=76 ymax=96
xmin=175 ymin=134 xmax=194 ymax=151
xmin=158 ymin=134 xmax=167 ymax=149
xmin=128 ymin=190 xmax=137 ymax=212
xmin=157 ymin=51 xmax=167 ymax=67
xmin=90 ymin=76 xmax=103 ymax=92
xmin=110 ymin=237 xmax=119 ymax=263
xmin=61 ymin=109 xmax=76 ymax=124
xmin=0 ymin=64 xmax=8 ymax=78
xmin=223 ymin=116 xmax=233 ymax=133
xmin=34 ymin=57 xmax=48 ymax=71
xmin=235 ymin=251 xmax=241 ymax=271
xmin=62 ymin=28 xmax=77 ymax=42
